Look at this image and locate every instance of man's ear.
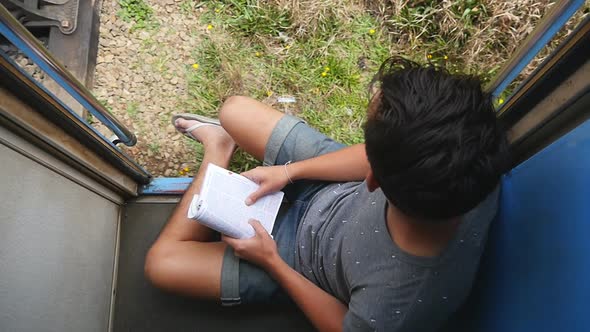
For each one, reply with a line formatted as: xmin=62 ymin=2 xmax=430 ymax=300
xmin=366 ymin=169 xmax=380 ymax=192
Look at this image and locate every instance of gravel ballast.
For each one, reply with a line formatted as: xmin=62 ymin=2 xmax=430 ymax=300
xmin=93 ymin=0 xmax=206 ymax=177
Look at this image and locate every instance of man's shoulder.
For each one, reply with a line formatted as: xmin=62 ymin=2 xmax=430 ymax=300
xmin=463 ymin=184 xmax=501 ymax=227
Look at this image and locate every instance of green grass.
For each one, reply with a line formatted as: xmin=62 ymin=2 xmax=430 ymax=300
xmin=117 ymin=0 xmax=159 ymax=31
xmin=172 ymin=0 xmax=583 ymax=173
xmin=148 ymin=142 xmax=161 ymax=154
xmin=179 ymin=0 xmax=203 ymax=15
xmin=181 ymin=1 xmax=398 ymax=172
xmin=224 ymin=0 xmax=291 ymax=36
xmin=125 ymin=101 xmax=140 ymax=119
xmin=102 ymin=0 xmax=590 ymax=176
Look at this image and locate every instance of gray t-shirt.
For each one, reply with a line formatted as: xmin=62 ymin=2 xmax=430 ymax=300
xmin=295 ymin=181 xmax=499 ymax=332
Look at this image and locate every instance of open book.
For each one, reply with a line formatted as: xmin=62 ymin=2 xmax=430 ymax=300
xmin=187 ymin=163 xmax=284 ymax=239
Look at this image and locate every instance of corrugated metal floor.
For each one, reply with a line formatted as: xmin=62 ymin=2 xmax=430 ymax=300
xmin=114 ymin=200 xmax=314 ymax=332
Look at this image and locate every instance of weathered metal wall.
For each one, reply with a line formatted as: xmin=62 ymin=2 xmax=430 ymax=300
xmin=0 ymin=126 xmax=120 ymax=332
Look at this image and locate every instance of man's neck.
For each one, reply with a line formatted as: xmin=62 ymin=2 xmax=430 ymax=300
xmin=386 ymin=204 xmax=461 ymax=258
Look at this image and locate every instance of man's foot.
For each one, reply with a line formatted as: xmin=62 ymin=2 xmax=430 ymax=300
xmin=174 ymin=118 xmax=236 ymax=154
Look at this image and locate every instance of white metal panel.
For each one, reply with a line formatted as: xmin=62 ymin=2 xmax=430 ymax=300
xmin=0 ymin=131 xmax=119 ymax=332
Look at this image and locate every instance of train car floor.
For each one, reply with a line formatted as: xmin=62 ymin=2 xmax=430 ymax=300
xmin=115 ymin=199 xmax=314 ymax=332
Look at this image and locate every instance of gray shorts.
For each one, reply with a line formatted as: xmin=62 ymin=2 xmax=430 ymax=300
xmin=220 ymin=114 xmax=345 ymax=306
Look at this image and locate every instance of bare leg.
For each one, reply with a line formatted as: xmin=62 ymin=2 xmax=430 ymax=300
xmin=145 ymin=120 xmax=235 ymax=300
xmin=219 ymin=96 xmax=286 ymax=161
xmin=146 ymin=96 xmax=287 ymax=300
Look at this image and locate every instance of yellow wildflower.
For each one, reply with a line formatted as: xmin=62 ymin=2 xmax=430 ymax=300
xmin=369 ymin=29 xmax=376 ymax=35
xmin=498 ymin=98 xmax=505 ymax=105
xmin=324 ymin=66 xmax=330 ymax=72
xmin=427 ymin=54 xmax=433 ymax=59
xmin=255 ymin=51 xmax=262 ymax=57
xmin=207 ymin=24 xmax=213 ymax=31
xmin=321 ymin=72 xmax=328 ymax=77
xmin=179 ymin=170 xmax=185 ymax=176
xmin=266 ymin=90 xmax=273 ymax=97
xmin=285 ymin=45 xmax=291 ymax=50
xmin=215 ymin=8 xmax=221 ymax=13
xmin=192 ymin=63 xmax=199 ymax=70
xmin=183 ymin=167 xmax=190 ymax=172
xmin=443 ymin=55 xmax=448 ymax=60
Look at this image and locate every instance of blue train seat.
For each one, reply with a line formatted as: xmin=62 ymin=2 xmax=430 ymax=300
xmin=445 ymin=118 xmax=590 ymax=331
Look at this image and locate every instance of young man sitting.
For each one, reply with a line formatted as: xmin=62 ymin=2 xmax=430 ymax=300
xmin=144 ymin=57 xmax=507 ymax=331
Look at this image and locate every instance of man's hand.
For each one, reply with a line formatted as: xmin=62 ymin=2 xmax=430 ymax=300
xmin=222 ymin=219 xmax=280 ymax=270
xmin=225 ymin=221 xmax=348 ymax=332
xmin=241 ymin=166 xmax=291 ymax=205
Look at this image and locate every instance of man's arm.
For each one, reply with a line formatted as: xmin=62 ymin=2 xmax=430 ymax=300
xmin=223 ymin=220 xmax=347 ymax=332
xmin=289 ymin=143 xmax=369 ymax=182
xmin=242 ymin=143 xmax=369 ymax=204
xmin=267 ymin=255 xmax=347 ymax=332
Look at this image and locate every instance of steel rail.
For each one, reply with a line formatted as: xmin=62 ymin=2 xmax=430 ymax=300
xmin=0 ymin=3 xmax=136 ymax=146
xmin=486 ymin=0 xmax=585 ymax=99
xmin=0 ymin=54 xmax=151 ymax=186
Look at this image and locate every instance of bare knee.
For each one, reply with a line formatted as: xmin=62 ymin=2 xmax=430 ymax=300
xmin=144 ymin=244 xmax=173 ymax=289
xmin=144 ymin=241 xmax=225 ymax=299
xmin=218 ymin=95 xmax=252 ymax=126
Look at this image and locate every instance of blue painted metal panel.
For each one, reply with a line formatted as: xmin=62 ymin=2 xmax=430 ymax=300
xmin=140 ymin=177 xmax=193 ymax=195
xmin=465 ymin=119 xmax=590 ymax=331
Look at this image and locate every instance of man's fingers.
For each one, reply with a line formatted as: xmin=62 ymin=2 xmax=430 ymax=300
xmin=241 ymin=166 xmax=266 ymax=183
xmin=221 ymin=235 xmax=239 ymax=247
xmin=245 ymin=186 xmax=268 ymax=205
xmin=241 ymin=170 xmax=258 ymax=183
xmin=245 ymin=192 xmax=257 ymax=206
xmin=248 ymin=219 xmax=270 ymax=237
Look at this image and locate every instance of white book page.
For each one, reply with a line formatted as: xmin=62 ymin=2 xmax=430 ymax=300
xmin=188 ymin=195 xmax=245 ymax=239
xmin=187 ymin=164 xmax=284 ymax=239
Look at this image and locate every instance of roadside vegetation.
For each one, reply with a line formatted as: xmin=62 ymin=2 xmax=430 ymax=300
xmin=110 ymin=0 xmax=589 ymax=174
xmin=117 ymin=0 xmax=159 ymax=30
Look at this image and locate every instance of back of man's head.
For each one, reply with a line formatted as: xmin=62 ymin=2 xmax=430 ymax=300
xmin=364 ymin=57 xmax=508 ymax=221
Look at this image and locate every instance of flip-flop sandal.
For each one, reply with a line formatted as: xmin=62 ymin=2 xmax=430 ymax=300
xmin=171 ymin=113 xmax=221 ymax=143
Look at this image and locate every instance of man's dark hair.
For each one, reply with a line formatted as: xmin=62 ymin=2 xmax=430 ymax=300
xmin=364 ymin=57 xmax=508 ymax=221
